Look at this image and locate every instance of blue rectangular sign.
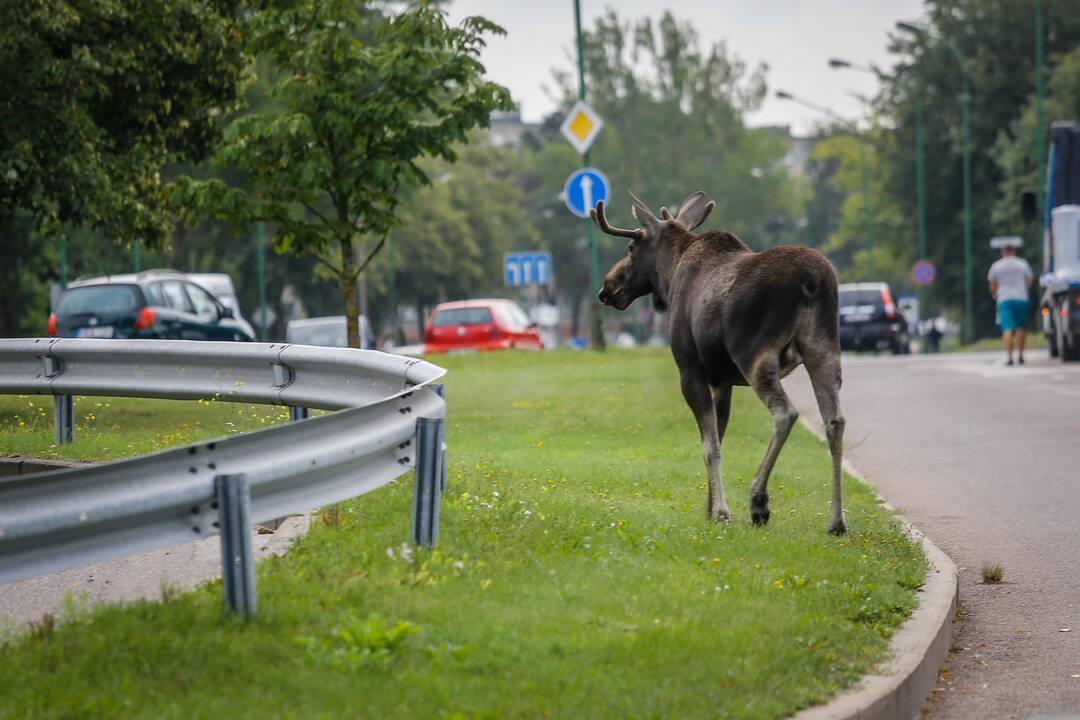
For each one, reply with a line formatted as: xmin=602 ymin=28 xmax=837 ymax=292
xmin=503 ymin=251 xmax=553 ymax=286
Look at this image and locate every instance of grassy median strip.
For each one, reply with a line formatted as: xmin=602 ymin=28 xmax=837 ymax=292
xmin=0 ymin=349 xmax=924 ymax=719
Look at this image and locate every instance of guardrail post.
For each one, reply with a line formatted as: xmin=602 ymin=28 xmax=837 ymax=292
xmin=215 ymin=473 xmax=256 ymax=617
xmin=412 ymin=416 xmax=444 ymax=547
xmin=288 ymin=406 xmax=309 ymax=422
xmin=53 ymin=395 xmax=74 ymax=445
xmin=432 ymin=385 xmax=447 ymax=493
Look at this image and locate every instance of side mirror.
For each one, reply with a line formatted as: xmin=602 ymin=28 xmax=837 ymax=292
xmin=220 ymin=306 xmax=235 ymax=319
xmin=1020 ymin=188 xmax=1038 ymax=222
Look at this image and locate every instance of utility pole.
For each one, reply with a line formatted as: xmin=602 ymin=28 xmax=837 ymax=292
xmin=1035 ymin=0 xmax=1046 ymax=267
xmin=59 ymin=235 xmax=67 ymax=288
xmin=257 ymin=222 xmax=267 ymax=342
xmin=915 ymin=102 xmax=927 ymax=314
xmin=574 ymin=0 xmax=605 ymax=350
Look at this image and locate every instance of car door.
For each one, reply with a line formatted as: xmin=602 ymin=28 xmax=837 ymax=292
xmin=184 ymin=282 xmax=233 ymax=340
xmin=159 ymin=280 xmax=202 ymax=339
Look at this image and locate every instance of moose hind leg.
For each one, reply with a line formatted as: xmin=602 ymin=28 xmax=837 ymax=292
xmin=805 ymin=355 xmax=846 ymax=535
xmin=679 ymin=368 xmax=730 ymax=522
xmin=747 ymin=356 xmax=799 ymax=526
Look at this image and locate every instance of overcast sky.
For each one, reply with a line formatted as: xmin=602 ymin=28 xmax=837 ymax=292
xmin=445 ymin=1 xmax=926 ymax=135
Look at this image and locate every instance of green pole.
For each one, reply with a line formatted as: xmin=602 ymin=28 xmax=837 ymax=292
xmin=857 ymin=136 xmax=873 ymax=280
xmin=1034 ymin=0 xmax=1046 ymax=267
xmin=257 ymin=222 xmax=267 ymax=342
xmin=961 ymin=67 xmax=973 ymax=344
xmin=574 ymin=0 xmax=604 ymax=350
xmin=388 ymin=236 xmax=397 ymax=339
xmin=59 ymin=235 xmax=67 ymax=288
xmin=915 ymin=102 xmax=927 ymax=317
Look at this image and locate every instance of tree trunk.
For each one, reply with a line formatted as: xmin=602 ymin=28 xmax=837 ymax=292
xmin=416 ymin=299 xmax=426 ymax=341
xmin=0 ymin=215 xmax=21 ymax=337
xmin=340 ymin=237 xmax=360 ymax=348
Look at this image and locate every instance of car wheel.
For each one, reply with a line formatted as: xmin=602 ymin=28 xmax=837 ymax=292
xmin=1048 ymin=331 xmax=1059 ymax=358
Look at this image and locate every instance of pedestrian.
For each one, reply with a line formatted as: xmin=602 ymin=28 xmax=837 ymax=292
xmin=987 ymin=238 xmax=1033 ymax=365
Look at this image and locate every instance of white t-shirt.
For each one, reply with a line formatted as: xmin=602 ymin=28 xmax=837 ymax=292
xmin=987 ymin=256 xmax=1032 ymax=302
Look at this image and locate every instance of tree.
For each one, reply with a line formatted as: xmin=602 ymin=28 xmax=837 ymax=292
xmin=876 ymin=0 xmax=1080 ymax=335
xmin=993 ymin=45 xmax=1080 ymax=235
xmin=0 ymin=0 xmax=247 ymax=245
xmin=525 ymin=10 xmax=802 ymax=332
xmin=171 ymin=0 xmax=513 ymax=347
xmin=379 ymin=138 xmax=541 ymax=338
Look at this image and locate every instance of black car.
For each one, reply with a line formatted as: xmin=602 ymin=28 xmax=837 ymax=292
xmin=837 ymin=282 xmax=910 ymax=354
xmin=48 ymin=271 xmax=255 ymax=342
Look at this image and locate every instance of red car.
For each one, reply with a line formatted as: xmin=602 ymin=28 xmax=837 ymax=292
xmin=423 ymin=299 xmax=543 ymax=354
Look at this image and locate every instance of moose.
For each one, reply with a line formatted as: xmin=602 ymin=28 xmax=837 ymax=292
xmin=591 ymin=191 xmax=847 ymax=535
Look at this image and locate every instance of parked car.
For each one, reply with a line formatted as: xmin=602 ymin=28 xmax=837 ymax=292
xmin=285 ymin=315 xmax=373 ymax=349
xmin=423 ymin=299 xmax=543 ymax=354
xmin=837 ymin=282 xmax=910 ymax=354
xmin=48 ymin=270 xmax=255 ymax=342
xmin=187 ymin=273 xmax=243 ymax=321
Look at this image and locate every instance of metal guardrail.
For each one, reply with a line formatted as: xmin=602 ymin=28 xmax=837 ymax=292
xmin=0 ymin=338 xmax=447 ymax=616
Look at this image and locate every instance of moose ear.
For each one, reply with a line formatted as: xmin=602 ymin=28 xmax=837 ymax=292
xmin=675 ymin=191 xmax=714 ymax=231
xmin=628 ymin=191 xmax=661 ymax=235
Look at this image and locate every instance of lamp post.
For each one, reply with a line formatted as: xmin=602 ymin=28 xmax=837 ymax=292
xmin=897 ymin=20 xmax=973 ymax=343
xmin=776 ymin=89 xmax=874 ymax=280
xmin=831 ymin=58 xmax=928 ymax=320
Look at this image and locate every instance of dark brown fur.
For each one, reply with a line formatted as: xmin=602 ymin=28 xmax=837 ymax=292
xmin=593 ymin=192 xmax=847 ymax=534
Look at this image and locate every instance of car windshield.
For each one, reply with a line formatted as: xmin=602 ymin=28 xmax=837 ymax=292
xmin=433 ymin=308 xmax=493 ymax=326
xmin=838 ymin=289 xmax=884 ymax=307
xmin=495 ymin=302 xmax=531 ymax=330
xmin=58 ymin=285 xmax=139 ymax=315
xmin=288 ymin=323 xmax=348 ymax=347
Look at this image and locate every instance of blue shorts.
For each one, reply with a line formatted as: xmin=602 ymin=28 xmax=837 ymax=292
xmin=997 ymin=299 xmax=1028 ymax=332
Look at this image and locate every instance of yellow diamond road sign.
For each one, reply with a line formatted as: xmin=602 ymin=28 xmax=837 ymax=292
xmin=560 ymin=100 xmax=603 ymax=155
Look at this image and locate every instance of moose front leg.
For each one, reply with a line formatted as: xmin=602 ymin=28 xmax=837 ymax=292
xmin=747 ymin=356 xmax=799 ymax=526
xmin=680 ymin=368 xmax=730 ymax=522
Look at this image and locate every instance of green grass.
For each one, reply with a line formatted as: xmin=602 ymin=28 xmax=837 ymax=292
xmin=0 ymin=349 xmax=925 ymax=719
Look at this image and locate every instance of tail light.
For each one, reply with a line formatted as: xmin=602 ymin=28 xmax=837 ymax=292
xmin=47 ymin=313 xmax=57 ymax=336
xmin=1042 ymin=307 xmax=1050 ymax=317
xmin=1075 ymin=297 xmax=1080 ymax=306
xmin=880 ymin=288 xmax=897 ymax=320
xmin=134 ymin=306 xmax=156 ymax=330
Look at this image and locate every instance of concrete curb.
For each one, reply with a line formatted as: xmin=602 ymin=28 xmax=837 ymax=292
xmin=791 ymin=418 xmax=958 ymax=720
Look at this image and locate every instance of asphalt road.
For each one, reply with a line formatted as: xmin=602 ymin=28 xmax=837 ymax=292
xmin=786 ymin=349 xmax=1080 ymax=720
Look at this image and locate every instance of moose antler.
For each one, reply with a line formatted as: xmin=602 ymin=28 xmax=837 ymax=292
xmin=590 ymin=200 xmax=644 ymax=240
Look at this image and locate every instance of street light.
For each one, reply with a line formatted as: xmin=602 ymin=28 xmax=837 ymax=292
xmin=831 ymin=57 xmax=928 ymax=322
xmin=775 ymin=89 xmax=874 ymax=280
xmin=897 ymin=20 xmax=973 ymax=343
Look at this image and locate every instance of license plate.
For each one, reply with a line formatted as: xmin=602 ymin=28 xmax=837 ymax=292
xmin=846 ymin=313 xmax=871 ymax=322
xmin=76 ymin=326 xmax=114 ymax=338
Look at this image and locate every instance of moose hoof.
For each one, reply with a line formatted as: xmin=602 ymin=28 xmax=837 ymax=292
xmin=709 ymin=507 xmax=732 ymax=523
xmin=828 ymin=519 xmax=848 ymax=536
xmin=750 ymin=493 xmax=770 ymax=526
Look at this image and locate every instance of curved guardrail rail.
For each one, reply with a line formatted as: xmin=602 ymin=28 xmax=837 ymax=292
xmin=0 ymin=338 xmax=448 ymax=615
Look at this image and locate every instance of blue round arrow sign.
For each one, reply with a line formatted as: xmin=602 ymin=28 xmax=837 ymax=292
xmin=564 ymin=168 xmax=609 ymax=218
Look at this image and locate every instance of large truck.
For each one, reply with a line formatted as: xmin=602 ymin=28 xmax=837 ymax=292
xmin=1023 ymin=122 xmax=1080 ymax=361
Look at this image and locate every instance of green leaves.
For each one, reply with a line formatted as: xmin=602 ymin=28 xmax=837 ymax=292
xmin=0 ymin=0 xmax=248 ymax=244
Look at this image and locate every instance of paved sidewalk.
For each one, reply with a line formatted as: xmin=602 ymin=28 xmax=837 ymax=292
xmin=0 ymin=513 xmax=311 ymax=627
xmin=786 ymin=350 xmax=1080 ymax=718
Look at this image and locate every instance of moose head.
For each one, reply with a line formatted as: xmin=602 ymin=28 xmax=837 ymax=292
xmin=591 ymin=192 xmax=715 ymax=311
